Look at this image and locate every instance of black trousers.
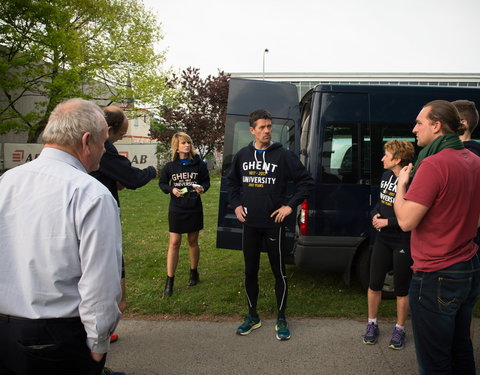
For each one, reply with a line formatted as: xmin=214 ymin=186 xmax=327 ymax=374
xmin=242 ymin=225 xmax=288 ymax=317
xmin=0 ymin=314 xmax=105 ymax=375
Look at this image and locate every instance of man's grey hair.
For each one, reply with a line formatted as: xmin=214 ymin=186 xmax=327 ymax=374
xmin=42 ymin=98 xmax=106 ymax=146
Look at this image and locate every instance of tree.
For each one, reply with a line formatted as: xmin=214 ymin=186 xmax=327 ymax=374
xmin=0 ymin=0 xmax=173 ymax=142
xmin=151 ymin=67 xmax=230 ymax=160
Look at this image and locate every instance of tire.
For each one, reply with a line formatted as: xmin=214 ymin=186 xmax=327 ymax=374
xmin=381 ymin=271 xmax=396 ymax=300
xmin=355 ymin=244 xmax=395 ymax=300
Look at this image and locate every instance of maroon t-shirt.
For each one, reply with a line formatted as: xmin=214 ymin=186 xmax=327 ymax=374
xmin=405 ymin=148 xmax=480 ymax=272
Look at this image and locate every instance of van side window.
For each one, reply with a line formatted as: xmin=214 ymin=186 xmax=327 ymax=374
xmin=370 ymin=123 xmax=418 ymax=185
xmin=222 ymin=115 xmax=295 ymax=174
xmin=299 ymin=96 xmax=312 ymax=165
xmin=319 ymin=93 xmax=369 ymax=184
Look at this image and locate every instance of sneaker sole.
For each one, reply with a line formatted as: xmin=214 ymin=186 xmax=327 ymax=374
xmin=275 ymin=325 xmax=291 ymax=340
xmin=237 ymin=321 xmax=261 ymax=335
xmin=388 ymin=343 xmax=404 ymax=350
xmin=276 ymin=333 xmax=291 ymax=341
xmin=363 ymin=339 xmax=377 ymax=345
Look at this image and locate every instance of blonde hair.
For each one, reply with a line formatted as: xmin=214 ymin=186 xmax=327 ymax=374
xmin=384 ymin=140 xmax=415 ymax=167
xmin=171 ymin=132 xmax=196 ymax=161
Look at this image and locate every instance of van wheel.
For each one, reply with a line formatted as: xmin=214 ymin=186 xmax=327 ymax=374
xmin=381 ymin=271 xmax=395 ymax=300
xmin=355 ymin=245 xmax=396 ymax=300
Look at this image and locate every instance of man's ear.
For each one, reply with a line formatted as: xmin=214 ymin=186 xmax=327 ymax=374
xmin=432 ymin=121 xmax=442 ymax=134
xmin=81 ymin=132 xmax=92 ymax=154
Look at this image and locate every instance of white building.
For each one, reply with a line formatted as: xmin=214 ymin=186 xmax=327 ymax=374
xmin=112 ymin=107 xmax=156 ymax=145
xmin=231 ymin=72 xmax=480 ymax=98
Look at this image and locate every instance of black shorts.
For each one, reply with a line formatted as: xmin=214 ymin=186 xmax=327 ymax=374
xmin=168 ymin=211 xmax=203 ymax=234
xmin=369 ymin=237 xmax=413 ymax=296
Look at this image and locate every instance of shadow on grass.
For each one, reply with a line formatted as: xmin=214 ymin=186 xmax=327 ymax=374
xmin=120 ymin=179 xmax=410 ymax=320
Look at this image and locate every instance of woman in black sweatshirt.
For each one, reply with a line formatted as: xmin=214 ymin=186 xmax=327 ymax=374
xmin=159 ymin=132 xmax=210 ymax=297
xmin=363 ymin=140 xmax=415 ymax=350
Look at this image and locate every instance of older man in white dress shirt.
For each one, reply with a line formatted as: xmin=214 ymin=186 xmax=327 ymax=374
xmin=0 ymin=98 xmax=123 ymax=375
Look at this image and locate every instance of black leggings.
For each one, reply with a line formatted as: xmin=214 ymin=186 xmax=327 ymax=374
xmin=369 ymin=237 xmax=413 ymax=296
xmin=242 ymin=225 xmax=288 ymax=318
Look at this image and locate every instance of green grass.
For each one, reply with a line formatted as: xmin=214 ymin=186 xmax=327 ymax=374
xmin=119 ymin=176 xmax=480 ymax=319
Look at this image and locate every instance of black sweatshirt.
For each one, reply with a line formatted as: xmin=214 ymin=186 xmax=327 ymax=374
xmin=464 ymin=140 xmax=480 ymax=157
xmin=464 ymin=141 xmax=480 ymax=245
xmin=159 ymin=155 xmax=210 ymax=213
xmin=90 ymin=141 xmax=157 ymax=206
xmin=227 ymin=141 xmax=314 ymax=228
xmin=371 ymin=170 xmax=410 ymax=246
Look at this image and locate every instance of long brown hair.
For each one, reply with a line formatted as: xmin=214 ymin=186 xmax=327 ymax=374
xmin=424 ymin=100 xmax=465 ymax=135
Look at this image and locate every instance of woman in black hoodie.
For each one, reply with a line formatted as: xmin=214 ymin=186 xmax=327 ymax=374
xmin=159 ymin=132 xmax=210 ymax=297
xmin=363 ymin=140 xmax=415 ymax=350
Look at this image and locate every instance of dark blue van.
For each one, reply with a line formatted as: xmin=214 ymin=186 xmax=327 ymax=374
xmin=217 ymin=78 xmax=480 ymax=297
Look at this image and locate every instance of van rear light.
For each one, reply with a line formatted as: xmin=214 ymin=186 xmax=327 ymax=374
xmin=299 ymin=200 xmax=308 ymax=235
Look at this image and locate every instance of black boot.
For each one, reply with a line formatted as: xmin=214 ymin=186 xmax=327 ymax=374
xmin=187 ymin=269 xmax=199 ymax=287
xmin=164 ymin=276 xmax=174 ymax=297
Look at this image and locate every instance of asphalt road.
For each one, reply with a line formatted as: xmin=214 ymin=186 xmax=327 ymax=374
xmin=105 ymin=317 xmax=480 ymax=375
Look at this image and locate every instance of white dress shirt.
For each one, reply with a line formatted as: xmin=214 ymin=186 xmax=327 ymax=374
xmin=0 ymin=147 xmax=122 ymax=353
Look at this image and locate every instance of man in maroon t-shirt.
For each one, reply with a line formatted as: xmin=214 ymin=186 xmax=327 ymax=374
xmin=394 ymin=100 xmax=480 ymax=375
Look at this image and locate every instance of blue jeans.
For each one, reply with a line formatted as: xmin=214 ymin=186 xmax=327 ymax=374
xmin=409 ymin=256 xmax=480 ymax=375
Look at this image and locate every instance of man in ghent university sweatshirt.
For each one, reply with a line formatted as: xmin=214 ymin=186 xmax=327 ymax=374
xmin=227 ymin=108 xmax=314 ymax=341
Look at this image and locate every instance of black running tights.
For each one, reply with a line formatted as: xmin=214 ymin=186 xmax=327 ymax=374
xmin=242 ymin=225 xmax=288 ymax=318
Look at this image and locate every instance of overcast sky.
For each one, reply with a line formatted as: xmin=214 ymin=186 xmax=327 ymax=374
xmin=143 ymin=0 xmax=480 ymax=76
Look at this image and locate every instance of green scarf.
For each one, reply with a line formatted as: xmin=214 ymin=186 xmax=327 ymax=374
xmin=411 ymin=134 xmax=464 ymax=178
